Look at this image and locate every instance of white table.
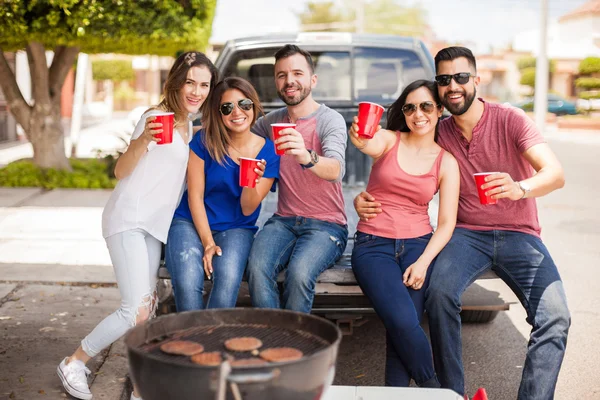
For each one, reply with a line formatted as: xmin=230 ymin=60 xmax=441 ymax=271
xmin=321 ymin=385 xmax=463 ymax=400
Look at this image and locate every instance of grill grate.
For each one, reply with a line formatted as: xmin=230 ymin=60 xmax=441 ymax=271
xmin=139 ymin=323 xmax=330 ymax=365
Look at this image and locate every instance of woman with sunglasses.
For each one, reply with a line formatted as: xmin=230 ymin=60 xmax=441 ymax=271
xmin=166 ymin=77 xmax=280 ymax=311
xmin=348 ymin=80 xmax=460 ymax=388
xmin=57 ymin=52 xmax=218 ymax=400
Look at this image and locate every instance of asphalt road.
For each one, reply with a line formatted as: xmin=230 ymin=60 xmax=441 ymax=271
xmin=333 ymin=130 xmax=600 ymax=400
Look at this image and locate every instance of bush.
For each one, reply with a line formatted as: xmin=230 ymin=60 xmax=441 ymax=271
xmin=92 ymin=59 xmax=135 ymax=82
xmin=516 ymin=57 xmax=556 ymax=73
xmin=579 ymin=57 xmax=600 ymax=75
xmin=575 ymin=77 xmax=600 ymax=90
xmin=579 ymin=91 xmax=600 ymax=100
xmin=520 ymin=67 xmax=536 ymax=88
xmin=0 ymin=158 xmax=117 ymax=189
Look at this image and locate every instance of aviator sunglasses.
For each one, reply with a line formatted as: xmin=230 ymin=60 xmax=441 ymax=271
xmin=219 ymin=98 xmax=254 ymax=116
xmin=434 ymin=72 xmax=475 ymax=86
xmin=401 ymin=101 xmax=438 ymax=116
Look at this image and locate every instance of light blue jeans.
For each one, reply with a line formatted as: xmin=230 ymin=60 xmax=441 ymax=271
xmin=82 ymin=228 xmax=161 ymax=357
xmin=165 ymin=218 xmax=255 ymax=311
xmin=425 ymin=228 xmax=570 ymax=399
xmin=247 ymin=215 xmax=348 ymax=313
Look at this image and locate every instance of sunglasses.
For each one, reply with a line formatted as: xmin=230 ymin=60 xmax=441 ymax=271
xmin=401 ymin=101 xmax=438 ymax=116
xmin=434 ymin=72 xmax=475 ymax=86
xmin=219 ymin=99 xmax=254 ymax=116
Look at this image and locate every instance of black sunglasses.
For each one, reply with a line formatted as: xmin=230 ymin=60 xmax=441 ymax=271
xmin=401 ymin=101 xmax=438 ymax=116
xmin=219 ymin=99 xmax=254 ymax=116
xmin=435 ymin=72 xmax=475 ymax=86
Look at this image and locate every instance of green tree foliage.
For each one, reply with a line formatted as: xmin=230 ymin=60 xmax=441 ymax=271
xmin=299 ymin=0 xmax=428 ymax=37
xmin=299 ymin=2 xmax=348 ymax=31
xmin=575 ymin=77 xmax=600 ymax=90
xmin=520 ymin=67 xmax=536 ymax=88
xmin=92 ymin=60 xmax=135 ymax=81
xmin=0 ymin=0 xmax=216 ymax=170
xmin=578 ymin=57 xmax=600 ymax=75
xmin=516 ymin=56 xmax=555 ymax=72
xmin=578 ymin=91 xmax=600 ymax=100
xmin=0 ymin=0 xmax=215 ymax=56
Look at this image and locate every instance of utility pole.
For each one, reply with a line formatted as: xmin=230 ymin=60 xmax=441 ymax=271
xmin=534 ymin=0 xmax=549 ymax=134
xmin=354 ymin=0 xmax=364 ymax=33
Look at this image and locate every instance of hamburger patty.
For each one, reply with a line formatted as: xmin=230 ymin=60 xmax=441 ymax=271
xmin=191 ymin=351 xmax=223 ymax=366
xmin=259 ymin=347 xmax=303 ymax=362
xmin=160 ymin=340 xmax=204 ymax=356
xmin=224 ymin=337 xmax=263 ymax=352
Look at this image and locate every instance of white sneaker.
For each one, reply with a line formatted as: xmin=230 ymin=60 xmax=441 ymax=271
xmin=130 ymin=393 xmax=142 ymax=400
xmin=57 ymin=357 xmax=93 ymax=400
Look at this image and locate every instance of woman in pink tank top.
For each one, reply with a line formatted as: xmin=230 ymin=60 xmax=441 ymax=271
xmin=349 ymin=80 xmax=460 ymax=388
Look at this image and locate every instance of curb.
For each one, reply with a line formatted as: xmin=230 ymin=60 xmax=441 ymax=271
xmin=91 ymin=338 xmax=130 ymax=400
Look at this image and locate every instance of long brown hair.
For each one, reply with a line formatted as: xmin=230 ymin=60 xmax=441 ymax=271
xmin=155 ymin=51 xmax=218 ymax=128
xmin=202 ymin=77 xmax=264 ymax=164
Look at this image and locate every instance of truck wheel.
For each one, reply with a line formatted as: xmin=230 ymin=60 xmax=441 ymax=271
xmin=460 ymin=309 xmax=499 ymax=323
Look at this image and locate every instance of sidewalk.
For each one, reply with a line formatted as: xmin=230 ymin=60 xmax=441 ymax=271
xmin=0 ymin=188 xmax=129 ymax=400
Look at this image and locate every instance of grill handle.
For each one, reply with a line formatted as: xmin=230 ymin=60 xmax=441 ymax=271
xmin=227 ymin=369 xmax=280 ymax=384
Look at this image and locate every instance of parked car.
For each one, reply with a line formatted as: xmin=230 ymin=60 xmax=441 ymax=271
xmin=513 ymin=94 xmax=578 ymax=115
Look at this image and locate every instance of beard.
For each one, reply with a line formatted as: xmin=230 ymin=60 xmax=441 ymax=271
xmin=277 ymin=84 xmax=311 ymax=106
xmin=442 ymin=87 xmax=477 ymax=116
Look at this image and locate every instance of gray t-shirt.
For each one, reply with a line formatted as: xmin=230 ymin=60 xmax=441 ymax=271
xmin=251 ymin=104 xmax=348 ymax=225
xmin=252 ymin=104 xmax=347 ymax=182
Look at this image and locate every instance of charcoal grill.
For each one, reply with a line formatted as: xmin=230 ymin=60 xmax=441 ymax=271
xmin=125 ymin=308 xmax=342 ymax=400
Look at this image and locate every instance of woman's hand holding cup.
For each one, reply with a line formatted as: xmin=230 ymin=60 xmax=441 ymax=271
xmin=349 ymin=116 xmax=380 ymax=150
xmin=254 ymin=159 xmax=267 ymax=186
xmin=141 ymin=116 xmax=163 ymax=144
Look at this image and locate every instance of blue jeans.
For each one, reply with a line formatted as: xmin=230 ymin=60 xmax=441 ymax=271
xmin=425 ymin=228 xmax=570 ymax=399
xmin=247 ymin=215 xmax=348 ymax=313
xmin=351 ymin=231 xmax=439 ymax=388
xmin=165 ymin=218 xmax=254 ymax=311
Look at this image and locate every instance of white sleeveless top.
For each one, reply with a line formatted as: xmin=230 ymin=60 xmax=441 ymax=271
xmin=102 ymin=110 xmax=192 ymax=243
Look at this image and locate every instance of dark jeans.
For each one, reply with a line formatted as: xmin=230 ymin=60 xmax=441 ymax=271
xmin=247 ymin=215 xmax=348 ymax=313
xmin=351 ymin=231 xmax=439 ymax=388
xmin=165 ymin=218 xmax=254 ymax=311
xmin=425 ymin=228 xmax=570 ymax=399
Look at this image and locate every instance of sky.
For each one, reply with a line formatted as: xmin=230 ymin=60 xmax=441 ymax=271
xmin=210 ymin=0 xmax=591 ymax=52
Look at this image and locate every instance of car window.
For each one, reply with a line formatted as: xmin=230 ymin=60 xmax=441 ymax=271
xmin=222 ymin=48 xmax=351 ymax=104
xmin=354 ymin=47 xmax=426 ymax=106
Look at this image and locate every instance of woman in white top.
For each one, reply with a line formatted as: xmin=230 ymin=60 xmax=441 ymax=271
xmin=57 ymin=52 xmax=218 ymax=400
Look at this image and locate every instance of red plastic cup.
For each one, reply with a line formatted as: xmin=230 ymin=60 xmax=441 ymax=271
xmin=357 ymin=102 xmax=385 ymax=139
xmin=473 ymin=388 xmax=489 ymax=400
xmin=271 ymin=123 xmax=296 ymax=155
xmin=239 ymin=157 xmax=261 ymax=188
xmin=474 ymin=172 xmax=500 ymax=205
xmin=153 ymin=112 xmax=174 ymax=145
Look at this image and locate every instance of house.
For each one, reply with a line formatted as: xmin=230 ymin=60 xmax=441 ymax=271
xmin=512 ymin=0 xmax=600 ymax=98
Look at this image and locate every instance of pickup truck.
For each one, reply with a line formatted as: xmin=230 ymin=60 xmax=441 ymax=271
xmin=157 ymin=32 xmax=509 ymax=332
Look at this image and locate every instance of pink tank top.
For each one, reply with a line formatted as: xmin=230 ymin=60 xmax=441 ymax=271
xmin=357 ymin=133 xmax=444 ymax=239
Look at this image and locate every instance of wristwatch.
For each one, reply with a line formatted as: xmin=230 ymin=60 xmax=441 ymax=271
xmin=302 ymin=149 xmax=319 ymax=169
xmin=518 ymin=181 xmax=531 ymax=199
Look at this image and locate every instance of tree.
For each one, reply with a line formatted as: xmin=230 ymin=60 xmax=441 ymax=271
xmin=576 ymin=57 xmax=600 ymax=100
xmin=299 ymin=2 xmax=349 ymax=31
xmin=0 ymin=1 xmax=215 ymax=170
xmin=516 ymin=56 xmax=555 ymax=91
xmin=299 ymin=0 xmax=428 ymax=37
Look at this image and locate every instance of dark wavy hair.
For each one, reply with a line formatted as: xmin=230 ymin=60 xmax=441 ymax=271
xmin=386 ymin=79 xmax=442 ymax=142
xmin=202 ymin=77 xmax=264 ymax=164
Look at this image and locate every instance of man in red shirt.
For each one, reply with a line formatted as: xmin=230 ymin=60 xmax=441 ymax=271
xmin=354 ymin=47 xmax=570 ymax=400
